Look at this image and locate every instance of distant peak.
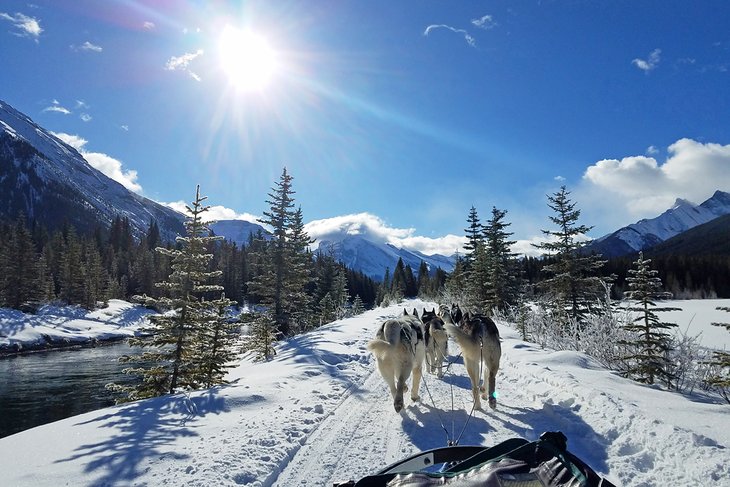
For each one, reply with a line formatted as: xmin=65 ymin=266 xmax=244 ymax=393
xmin=671 ymin=198 xmax=694 ymax=210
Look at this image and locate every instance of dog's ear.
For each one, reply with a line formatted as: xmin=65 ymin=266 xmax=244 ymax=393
xmin=413 ymin=308 xmax=418 ymax=317
xmin=403 ymin=308 xmax=409 ymax=316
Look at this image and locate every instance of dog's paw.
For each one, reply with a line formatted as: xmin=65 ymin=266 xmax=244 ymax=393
xmin=488 ymin=397 xmax=497 ymax=410
xmin=410 ymin=394 xmax=420 ymax=402
xmin=394 ymin=399 xmax=404 ymax=413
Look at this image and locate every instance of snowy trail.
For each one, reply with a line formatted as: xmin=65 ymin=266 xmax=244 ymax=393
xmin=272 ymin=309 xmax=730 ymax=486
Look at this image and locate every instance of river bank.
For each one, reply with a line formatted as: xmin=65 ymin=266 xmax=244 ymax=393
xmin=0 ymin=299 xmax=152 ymax=356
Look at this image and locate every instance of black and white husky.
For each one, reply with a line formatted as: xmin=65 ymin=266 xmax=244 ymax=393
xmin=444 ymin=310 xmax=501 ymax=410
xmin=420 ymin=308 xmax=449 ymax=378
xmin=367 ymin=309 xmax=426 ymax=412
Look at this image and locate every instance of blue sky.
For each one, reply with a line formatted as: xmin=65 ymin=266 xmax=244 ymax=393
xmin=2 ymin=1 xmax=730 ymax=255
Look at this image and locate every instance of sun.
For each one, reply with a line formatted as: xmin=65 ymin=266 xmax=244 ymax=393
xmin=218 ymin=25 xmax=278 ymax=92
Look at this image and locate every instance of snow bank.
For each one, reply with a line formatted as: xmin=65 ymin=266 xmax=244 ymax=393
xmin=0 ymin=300 xmax=153 ymax=354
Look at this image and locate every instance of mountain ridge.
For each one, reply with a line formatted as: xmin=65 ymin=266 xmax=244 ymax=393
xmin=584 ymin=190 xmax=730 ymax=257
xmin=0 ymin=99 xmax=185 ymax=242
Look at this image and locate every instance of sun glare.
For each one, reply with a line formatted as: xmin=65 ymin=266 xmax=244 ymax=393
xmin=218 ymin=25 xmax=277 ymax=92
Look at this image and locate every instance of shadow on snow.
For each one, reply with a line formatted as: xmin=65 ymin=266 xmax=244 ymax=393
xmin=55 ymin=390 xmax=228 ymax=486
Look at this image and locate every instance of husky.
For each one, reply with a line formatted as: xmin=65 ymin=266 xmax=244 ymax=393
xmin=367 ymin=309 xmax=426 ymax=412
xmin=420 ymin=308 xmax=449 ymax=378
xmin=444 ymin=311 xmax=501 ymax=410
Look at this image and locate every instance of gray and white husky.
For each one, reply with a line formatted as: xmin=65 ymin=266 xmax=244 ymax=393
xmin=444 ymin=310 xmax=501 ymax=410
xmin=367 ymin=309 xmax=426 ymax=412
xmin=420 ymin=308 xmax=449 ymax=378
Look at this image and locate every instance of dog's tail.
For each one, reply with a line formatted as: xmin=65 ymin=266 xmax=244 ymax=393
xmin=367 ymin=319 xmax=401 ymax=358
xmin=444 ymin=323 xmax=471 ymax=348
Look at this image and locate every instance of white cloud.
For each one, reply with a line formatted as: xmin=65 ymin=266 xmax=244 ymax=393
xmin=581 ymin=138 xmax=730 ymax=218
xmin=143 ymin=21 xmax=155 ymax=30
xmin=120 ymin=125 xmax=129 ymax=131
xmin=52 ymin=132 xmax=142 ymax=193
xmin=165 ymin=49 xmax=204 ymax=81
xmin=471 ymin=15 xmax=497 ymax=30
xmin=554 ymin=175 xmax=566 ymax=182
xmin=42 ymin=100 xmax=71 ymax=115
xmin=632 ymin=48 xmax=661 ymax=73
xmin=0 ymin=12 xmax=42 ymax=41
xmin=646 ymin=145 xmax=659 ymax=155
xmin=162 ymin=201 xmax=262 ymax=224
xmin=75 ymin=100 xmax=89 ymax=109
xmin=80 ymin=113 xmax=92 ymax=122
xmin=74 ymin=41 xmax=102 ymax=52
xmin=424 ymin=24 xmax=475 ymax=47
xmin=304 ymin=213 xmax=466 ymax=256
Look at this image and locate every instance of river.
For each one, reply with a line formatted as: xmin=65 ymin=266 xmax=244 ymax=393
xmin=0 ymin=341 xmax=142 ymax=439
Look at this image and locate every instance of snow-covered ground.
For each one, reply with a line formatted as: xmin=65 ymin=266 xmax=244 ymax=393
xmin=0 ymin=299 xmax=728 ymax=486
xmin=0 ymin=300 xmax=153 ymax=353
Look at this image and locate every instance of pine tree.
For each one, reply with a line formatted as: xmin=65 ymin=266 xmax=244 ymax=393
xmin=330 ymin=266 xmax=349 ymax=319
xmin=111 ymin=186 xmax=225 ymax=400
xmin=532 ymin=186 xmax=607 ymax=323
xmin=351 ymin=294 xmax=365 ymax=316
xmin=390 ymin=257 xmax=407 ymax=299
xmin=619 ymin=252 xmax=680 ymax=386
xmin=463 ymin=206 xmax=483 ymax=272
xmin=0 ymin=215 xmax=42 ymax=310
xmin=482 ymin=207 xmax=520 ymax=313
xmin=194 ymin=293 xmax=239 ymax=388
xmin=248 ymin=168 xmax=298 ymax=336
xmin=285 ymin=206 xmax=314 ymax=332
xmin=416 ymin=260 xmax=431 ymax=298
xmin=705 ymin=306 xmax=730 ymax=403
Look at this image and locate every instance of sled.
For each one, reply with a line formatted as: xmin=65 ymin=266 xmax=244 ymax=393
xmin=334 ymin=431 xmax=616 ymax=486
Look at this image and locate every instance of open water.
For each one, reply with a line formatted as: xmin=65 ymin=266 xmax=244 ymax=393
xmin=0 ymin=342 xmax=141 ymax=438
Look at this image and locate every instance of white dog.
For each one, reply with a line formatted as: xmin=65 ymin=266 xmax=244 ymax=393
xmin=444 ymin=310 xmax=501 ymax=410
xmin=367 ymin=309 xmax=426 ymax=412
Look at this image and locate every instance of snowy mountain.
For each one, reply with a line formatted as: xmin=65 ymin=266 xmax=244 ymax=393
xmin=0 ymin=99 xmax=185 ymax=241
xmin=584 ymin=190 xmax=730 ymax=257
xmin=208 ymin=219 xmax=270 ymax=246
xmin=316 ymin=234 xmax=455 ymax=280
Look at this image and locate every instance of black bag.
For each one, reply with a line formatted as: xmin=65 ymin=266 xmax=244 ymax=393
xmin=335 ymin=432 xmax=616 ymax=487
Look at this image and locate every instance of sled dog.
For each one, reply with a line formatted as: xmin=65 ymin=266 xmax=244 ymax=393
xmin=367 ymin=309 xmax=426 ymax=412
xmin=444 ymin=311 xmax=501 ymax=410
xmin=420 ymin=308 xmax=449 ymax=378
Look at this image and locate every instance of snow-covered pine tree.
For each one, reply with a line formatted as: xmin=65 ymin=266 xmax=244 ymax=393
xmin=243 ymin=310 xmax=278 ymax=361
xmin=351 ymin=294 xmax=365 ymax=316
xmin=110 ymin=185 xmax=225 ymax=400
xmin=705 ymin=306 xmax=730 ymax=403
xmin=532 ymin=186 xmax=607 ymax=323
xmin=330 ymin=266 xmax=349 ymax=320
xmin=482 ymin=206 xmax=520 ymax=314
xmin=619 ymin=251 xmax=680 ymax=386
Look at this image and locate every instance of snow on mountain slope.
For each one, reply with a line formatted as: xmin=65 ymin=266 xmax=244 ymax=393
xmin=208 ymin=219 xmax=270 ymax=246
xmin=317 ymin=235 xmax=455 ymax=280
xmin=0 ymin=99 xmax=185 ymax=241
xmin=586 ymin=190 xmax=730 ymax=257
xmin=0 ymin=300 xmax=727 ymax=486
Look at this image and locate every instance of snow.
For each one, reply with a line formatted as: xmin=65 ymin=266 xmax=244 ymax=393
xmin=0 ymin=300 xmax=153 ymax=353
xmin=0 ymin=299 xmax=729 ymax=486
xmin=591 ymin=190 xmax=730 ymax=253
